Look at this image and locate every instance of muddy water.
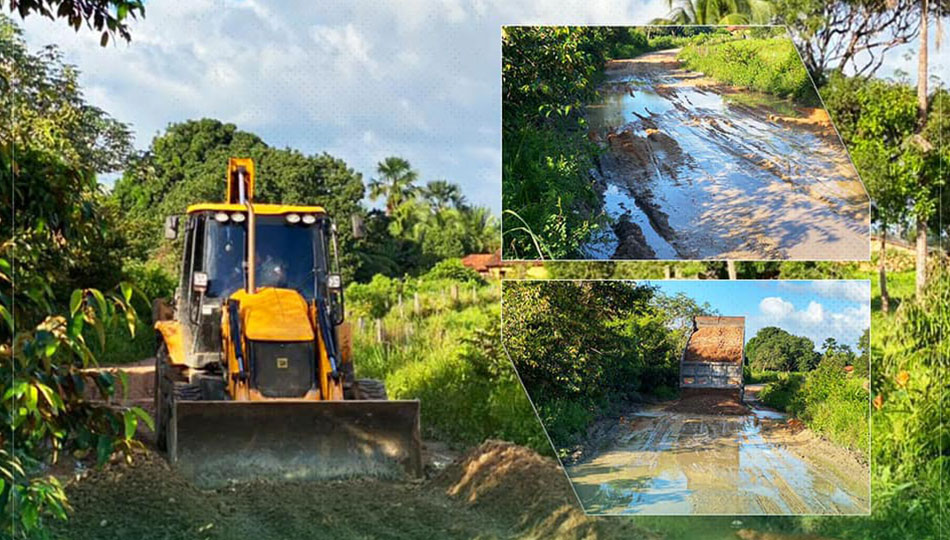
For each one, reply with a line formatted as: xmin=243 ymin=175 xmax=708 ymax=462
xmin=583 ymin=49 xmax=869 ymax=260
xmin=566 ymin=408 xmax=869 ymax=515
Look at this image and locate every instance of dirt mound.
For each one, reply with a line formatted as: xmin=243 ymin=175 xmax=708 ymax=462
xmin=436 ymin=440 xmax=654 ymax=539
xmin=684 ymin=326 xmax=743 ymax=364
xmin=54 ymin=443 xmax=654 ymax=540
xmin=665 ymin=389 xmax=749 ymax=416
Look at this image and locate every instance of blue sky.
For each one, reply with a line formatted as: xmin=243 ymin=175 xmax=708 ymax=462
xmin=18 ymin=1 xmax=945 ymax=213
xmin=645 ymin=280 xmax=870 ymax=350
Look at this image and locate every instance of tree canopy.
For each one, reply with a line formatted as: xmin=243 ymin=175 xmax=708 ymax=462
xmin=745 ymin=326 xmax=820 ymax=372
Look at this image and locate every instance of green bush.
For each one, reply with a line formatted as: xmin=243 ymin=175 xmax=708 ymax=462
xmin=758 ymin=373 xmax=804 ymax=411
xmin=420 ymin=258 xmax=484 ymax=284
xmin=539 ymin=399 xmax=594 ymax=449
xmin=350 ymin=281 xmax=550 ymax=454
xmin=761 ymin=354 xmax=869 ymax=452
xmin=345 ymin=274 xmax=403 ymax=319
xmin=502 ymin=126 xmax=603 ymax=258
xmin=678 ymin=37 xmax=819 ymax=105
xmin=502 ymin=281 xmax=694 ymax=450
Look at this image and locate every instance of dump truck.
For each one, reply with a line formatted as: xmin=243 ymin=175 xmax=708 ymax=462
xmin=679 ymin=316 xmax=745 ymax=401
xmin=153 ymin=158 xmax=422 ymax=487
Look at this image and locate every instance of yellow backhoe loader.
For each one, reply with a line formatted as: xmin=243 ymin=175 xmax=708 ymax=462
xmin=153 ymin=158 xmax=421 ymax=487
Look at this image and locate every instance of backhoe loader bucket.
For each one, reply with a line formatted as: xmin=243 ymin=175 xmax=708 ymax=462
xmin=169 ymin=400 xmax=422 ymax=488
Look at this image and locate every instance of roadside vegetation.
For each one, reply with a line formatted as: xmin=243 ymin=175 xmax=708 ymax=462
xmin=501 ymin=281 xmax=713 ymax=452
xmin=754 ymin=331 xmax=870 ymax=452
xmin=677 ymin=32 xmax=821 ymax=105
xmin=345 ymin=260 xmax=548 ymax=453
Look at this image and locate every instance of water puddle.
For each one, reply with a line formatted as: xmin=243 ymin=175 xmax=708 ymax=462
xmin=566 ymin=410 xmax=867 ymax=515
xmin=583 ymin=50 xmax=869 ymax=260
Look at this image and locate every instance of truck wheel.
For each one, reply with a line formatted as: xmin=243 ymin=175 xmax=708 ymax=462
xmin=353 ymin=378 xmax=388 ymax=400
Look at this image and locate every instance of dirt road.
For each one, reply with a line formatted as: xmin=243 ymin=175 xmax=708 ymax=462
xmin=566 ymin=400 xmax=869 ymax=515
xmin=52 ymin=441 xmax=656 ymax=540
xmin=583 ymin=49 xmax=869 ymax=260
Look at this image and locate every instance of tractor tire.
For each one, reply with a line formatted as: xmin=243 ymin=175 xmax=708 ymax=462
xmin=353 ymin=378 xmax=388 ymax=400
xmin=155 ymin=345 xmax=201 ymax=452
xmin=154 ymin=345 xmax=171 ymax=452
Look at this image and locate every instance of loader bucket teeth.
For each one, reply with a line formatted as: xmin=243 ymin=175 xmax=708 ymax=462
xmin=169 ymin=400 xmax=422 ymax=488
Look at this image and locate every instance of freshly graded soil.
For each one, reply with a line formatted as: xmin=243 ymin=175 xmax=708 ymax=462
xmin=664 ymin=389 xmax=749 ymax=416
xmin=52 ymin=441 xmax=655 ymax=540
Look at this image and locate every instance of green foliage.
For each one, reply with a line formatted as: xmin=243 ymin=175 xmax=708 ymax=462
xmin=848 ymin=266 xmax=949 ymax=540
xmin=760 ymin=353 xmax=870 ymax=452
xmin=3 ymin=0 xmax=144 ymax=45
xmin=111 ymin=118 xmax=366 ymax=281
xmin=792 ymin=355 xmax=869 ymax=451
xmin=502 ymin=281 xmax=703 ymax=448
xmin=746 ymin=326 xmax=819 ymax=372
xmin=421 ymin=259 xmax=484 ymax=285
xmin=0 ymin=21 xmax=155 ymax=536
xmin=502 ymin=26 xmax=613 ymax=259
xmin=345 ymin=274 xmax=404 ymax=320
xmin=502 ymin=127 xmax=603 ymax=259
xmin=758 ymin=372 xmax=804 ymax=411
xmin=351 ymin=281 xmax=549 ymax=453
xmin=822 ymin=73 xmax=950 ymax=248
xmin=651 ymin=0 xmax=774 ymax=24
xmin=678 ymin=36 xmax=820 ymax=105
xmin=745 ymin=368 xmax=788 ymax=385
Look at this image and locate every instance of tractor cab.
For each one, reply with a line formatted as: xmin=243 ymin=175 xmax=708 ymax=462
xmin=171 ymin=203 xmax=344 ymax=370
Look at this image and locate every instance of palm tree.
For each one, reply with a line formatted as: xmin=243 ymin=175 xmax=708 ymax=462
xmin=421 ymin=180 xmax=466 ymax=212
xmin=651 ymin=0 xmax=773 ymax=25
xmin=368 ymin=157 xmax=419 ymax=216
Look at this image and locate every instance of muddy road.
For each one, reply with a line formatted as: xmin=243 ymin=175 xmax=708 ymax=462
xmin=583 ymin=49 xmax=869 ymax=260
xmin=566 ymin=398 xmax=869 ymax=516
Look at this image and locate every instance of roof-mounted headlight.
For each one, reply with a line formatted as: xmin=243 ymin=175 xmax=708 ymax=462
xmin=285 ymin=213 xmax=301 ymax=224
xmin=214 ymin=212 xmax=230 ymax=223
xmin=230 ymin=212 xmax=246 ymax=223
xmin=301 ymin=214 xmax=317 ymax=225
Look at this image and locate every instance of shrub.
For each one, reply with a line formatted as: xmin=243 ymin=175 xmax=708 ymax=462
xmin=350 ymin=281 xmax=550 ymax=454
xmin=678 ymin=37 xmax=819 ymax=106
xmin=345 ymin=274 xmax=403 ymax=319
xmin=420 ymin=258 xmax=484 ymax=284
xmin=758 ymin=373 xmax=804 ymax=411
xmin=502 ymin=126 xmax=603 ymax=259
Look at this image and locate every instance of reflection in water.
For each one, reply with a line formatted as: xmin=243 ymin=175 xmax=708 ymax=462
xmin=567 ymin=411 xmax=868 ymax=515
xmin=583 ymin=50 xmax=869 ymax=260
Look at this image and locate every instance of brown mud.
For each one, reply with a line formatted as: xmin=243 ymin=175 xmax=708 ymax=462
xmin=583 ymin=49 xmax=869 ymax=260
xmin=565 ymin=396 xmax=869 ymax=515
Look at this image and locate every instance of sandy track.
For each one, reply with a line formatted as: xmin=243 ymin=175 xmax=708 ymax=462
xmin=583 ymin=49 xmax=869 ymax=260
xmin=566 ymin=404 xmax=869 ymax=516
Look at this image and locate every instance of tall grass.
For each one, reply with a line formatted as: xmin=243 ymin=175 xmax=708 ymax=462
xmin=349 ymin=277 xmax=550 ymax=454
xmin=678 ymin=37 xmax=820 ymax=106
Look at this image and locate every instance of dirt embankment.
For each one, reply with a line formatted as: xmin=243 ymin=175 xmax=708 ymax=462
xmin=53 ymin=441 xmax=655 ymax=540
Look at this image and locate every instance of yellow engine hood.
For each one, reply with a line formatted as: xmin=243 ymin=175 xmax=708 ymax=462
xmin=230 ymin=287 xmax=314 ymax=342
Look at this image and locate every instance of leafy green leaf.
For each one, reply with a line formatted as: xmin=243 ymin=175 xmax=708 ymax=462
xmin=130 ymin=406 xmax=155 ymax=431
xmin=70 ymin=289 xmax=83 ymax=316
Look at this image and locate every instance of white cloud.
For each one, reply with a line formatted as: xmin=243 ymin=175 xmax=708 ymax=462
xmin=779 ymin=280 xmax=870 ymax=303
xmin=17 ymin=0 xmax=675 ymax=211
xmin=750 ymin=295 xmax=869 ymax=349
